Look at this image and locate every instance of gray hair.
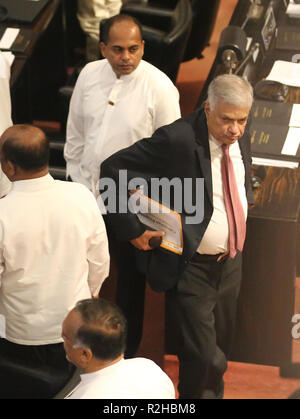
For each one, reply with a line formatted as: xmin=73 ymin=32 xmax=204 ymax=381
xmin=72 ymin=298 xmax=127 ymax=361
xmin=207 ymin=74 xmax=253 ymax=110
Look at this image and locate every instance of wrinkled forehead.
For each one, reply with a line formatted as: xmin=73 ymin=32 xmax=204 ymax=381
xmin=213 ymin=102 xmax=250 ymax=118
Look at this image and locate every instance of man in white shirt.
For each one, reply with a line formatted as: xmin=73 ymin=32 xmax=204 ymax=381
xmin=64 ymin=14 xmax=181 ymax=358
xmin=62 ymin=298 xmax=175 ymax=399
xmin=0 ymin=125 xmax=110 ymax=398
xmin=64 ymin=14 xmax=180 ymax=195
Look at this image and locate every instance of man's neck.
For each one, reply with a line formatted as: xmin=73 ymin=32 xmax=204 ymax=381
xmin=13 ymin=168 xmax=49 ymax=182
xmin=83 ymin=354 xmax=124 ymax=374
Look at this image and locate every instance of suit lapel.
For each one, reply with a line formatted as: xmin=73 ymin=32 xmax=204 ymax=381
xmin=238 ymin=135 xmax=251 ymax=192
xmin=194 ymin=111 xmax=213 ymax=207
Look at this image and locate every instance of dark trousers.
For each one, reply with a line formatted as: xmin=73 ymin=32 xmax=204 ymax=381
xmin=166 ymin=252 xmax=242 ymax=399
xmin=114 ymin=241 xmax=146 ymax=358
xmin=0 ymin=339 xmax=75 ymax=399
xmin=104 ymin=219 xmax=146 ymax=358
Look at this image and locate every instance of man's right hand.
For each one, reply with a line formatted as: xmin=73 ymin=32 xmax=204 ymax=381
xmin=130 ymin=230 xmax=165 ymax=251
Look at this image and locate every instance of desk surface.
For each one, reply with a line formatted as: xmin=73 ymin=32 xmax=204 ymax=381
xmin=0 ymin=0 xmax=61 ymax=87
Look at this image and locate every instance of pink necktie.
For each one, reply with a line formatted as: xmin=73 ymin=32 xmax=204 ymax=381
xmin=221 ymin=144 xmax=246 ymax=258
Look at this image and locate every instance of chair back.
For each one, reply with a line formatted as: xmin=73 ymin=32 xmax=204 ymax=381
xmin=122 ymin=0 xmax=193 ymax=82
xmin=183 ymin=0 xmax=220 ymax=61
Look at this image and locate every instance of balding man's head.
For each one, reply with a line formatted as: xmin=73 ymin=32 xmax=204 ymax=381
xmin=0 ymin=125 xmax=49 ymax=180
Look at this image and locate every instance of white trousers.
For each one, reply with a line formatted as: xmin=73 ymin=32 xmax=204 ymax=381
xmin=77 ymin=0 xmax=122 ymax=59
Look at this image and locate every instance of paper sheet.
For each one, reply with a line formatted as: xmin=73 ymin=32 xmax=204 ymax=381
xmin=131 ymin=190 xmax=183 ymax=255
xmin=287 ymin=0 xmax=300 ymax=18
xmin=281 ymin=127 xmax=300 ymax=156
xmin=266 ymin=60 xmax=300 ymax=87
xmin=0 ymin=28 xmax=20 ymax=50
xmin=252 ymin=157 xmax=299 ymax=169
xmin=289 ymin=104 xmax=300 ymax=127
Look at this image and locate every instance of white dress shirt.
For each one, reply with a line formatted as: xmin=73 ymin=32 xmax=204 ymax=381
xmin=64 ymin=59 xmax=181 ymax=195
xmin=197 ymin=136 xmax=248 ymax=255
xmin=0 ymin=174 xmax=110 ymax=345
xmin=66 ymin=357 xmax=175 ymax=399
xmin=0 ymin=51 xmax=13 ymax=198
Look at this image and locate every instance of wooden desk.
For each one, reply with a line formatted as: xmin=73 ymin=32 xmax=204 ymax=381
xmin=3 ymin=0 xmax=68 ymax=122
xmin=196 ymin=0 xmax=300 ymax=373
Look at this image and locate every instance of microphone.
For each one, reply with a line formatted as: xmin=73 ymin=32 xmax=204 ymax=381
xmin=235 ymin=42 xmax=260 ymax=75
xmin=217 ymin=26 xmax=247 ymax=74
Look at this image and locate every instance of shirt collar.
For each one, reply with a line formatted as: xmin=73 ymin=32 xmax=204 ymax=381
xmin=12 ymin=173 xmax=55 ymax=192
xmin=209 ymin=135 xmax=240 ymax=154
xmin=79 ymin=358 xmax=125 ymax=384
xmin=209 ymin=135 xmax=223 ymax=153
xmin=108 ymin=60 xmax=144 ymax=82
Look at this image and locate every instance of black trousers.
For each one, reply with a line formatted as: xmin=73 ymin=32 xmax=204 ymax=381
xmin=0 ymin=339 xmax=75 ymax=399
xmin=166 ymin=252 xmax=242 ymax=399
xmin=104 ymin=219 xmax=146 ymax=358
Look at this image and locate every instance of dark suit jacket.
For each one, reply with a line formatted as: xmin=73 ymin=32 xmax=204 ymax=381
xmin=101 ymin=108 xmax=253 ymax=292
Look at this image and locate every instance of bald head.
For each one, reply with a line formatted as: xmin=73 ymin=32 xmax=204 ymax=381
xmin=0 ymin=125 xmax=49 ymax=179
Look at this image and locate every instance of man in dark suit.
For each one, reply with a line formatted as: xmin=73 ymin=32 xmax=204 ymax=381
xmin=100 ymin=74 xmax=254 ymax=398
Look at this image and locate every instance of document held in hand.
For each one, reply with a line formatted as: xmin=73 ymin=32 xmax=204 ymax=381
xmin=130 ymin=189 xmax=183 ymax=255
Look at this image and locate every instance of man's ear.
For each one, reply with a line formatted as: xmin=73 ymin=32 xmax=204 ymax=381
xmin=80 ymin=347 xmax=93 ymax=365
xmin=2 ymin=160 xmax=17 ymax=180
xmin=100 ymin=42 xmax=106 ymax=58
xmin=141 ymin=40 xmax=145 ymax=57
xmin=204 ymin=101 xmax=210 ymax=118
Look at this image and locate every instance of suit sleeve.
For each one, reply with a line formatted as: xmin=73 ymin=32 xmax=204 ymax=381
xmin=100 ymin=126 xmax=173 ymax=242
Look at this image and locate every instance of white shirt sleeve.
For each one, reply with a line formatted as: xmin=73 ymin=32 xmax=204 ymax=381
xmin=152 ymin=82 xmax=181 ymax=131
xmin=64 ymin=69 xmax=87 ymax=183
xmin=86 ymin=205 xmax=110 ymax=296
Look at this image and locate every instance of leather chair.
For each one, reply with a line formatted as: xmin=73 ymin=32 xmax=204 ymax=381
xmin=121 ymin=0 xmax=193 ymax=82
xmin=0 ymin=355 xmax=75 ymax=399
xmin=122 ymin=0 xmax=220 ymax=62
xmin=183 ymin=0 xmax=220 ymax=62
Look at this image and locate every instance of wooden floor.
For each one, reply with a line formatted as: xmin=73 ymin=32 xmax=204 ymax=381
xmin=165 ymin=0 xmax=300 ymax=399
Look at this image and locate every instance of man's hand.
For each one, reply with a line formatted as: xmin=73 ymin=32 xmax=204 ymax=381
xmin=130 ymin=230 xmax=165 ymax=251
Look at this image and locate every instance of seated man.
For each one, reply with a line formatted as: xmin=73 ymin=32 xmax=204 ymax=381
xmin=0 ymin=125 xmax=110 ymax=398
xmin=62 ymin=298 xmax=175 ymax=399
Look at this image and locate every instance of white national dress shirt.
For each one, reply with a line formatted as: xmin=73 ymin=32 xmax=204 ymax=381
xmin=197 ymin=136 xmax=248 ymax=255
xmin=66 ymin=357 xmax=175 ymax=399
xmin=64 ymin=59 xmax=181 ymax=195
xmin=0 ymin=174 xmax=110 ymax=345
